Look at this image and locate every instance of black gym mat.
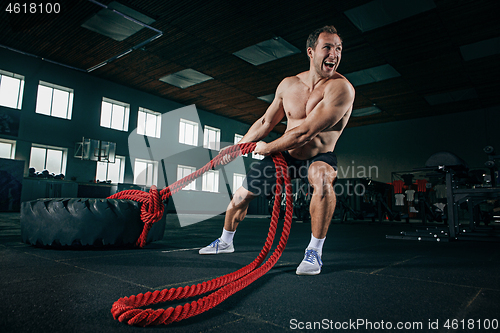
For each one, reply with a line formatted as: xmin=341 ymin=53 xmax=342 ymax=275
xmin=1 ymin=212 xmax=499 ymax=332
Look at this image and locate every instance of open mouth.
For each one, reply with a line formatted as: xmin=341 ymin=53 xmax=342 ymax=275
xmin=324 ymin=61 xmax=335 ymax=70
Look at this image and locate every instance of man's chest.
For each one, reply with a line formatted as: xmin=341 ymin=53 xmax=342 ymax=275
xmin=282 ymin=85 xmax=325 ymax=119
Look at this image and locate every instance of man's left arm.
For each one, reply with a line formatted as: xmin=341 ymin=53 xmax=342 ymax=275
xmin=255 ymin=79 xmax=355 ymax=155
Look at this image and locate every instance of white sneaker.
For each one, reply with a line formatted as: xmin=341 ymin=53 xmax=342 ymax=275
xmin=199 ymin=238 xmax=234 ymax=254
xmin=296 ymin=248 xmax=323 ymax=275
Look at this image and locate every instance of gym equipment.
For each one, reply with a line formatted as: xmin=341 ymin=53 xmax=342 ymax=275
xmin=109 ymin=143 xmax=293 ymax=326
xmin=334 ymin=178 xmax=403 ymax=223
xmin=268 ymin=191 xmax=286 ymax=219
xmin=392 ymin=170 xmax=447 ymax=225
xmin=334 ymin=178 xmax=374 ymax=222
xmin=21 ymin=143 xmax=292 ymax=326
xmin=335 ymin=194 xmax=365 ymax=222
xmin=483 ymin=145 xmax=499 ymax=187
xmin=293 ymin=179 xmax=311 ymax=222
xmin=267 ymin=178 xmax=311 ymax=222
xmin=415 ymin=188 xmax=446 ymax=224
xmin=21 ymin=198 xmax=166 ymax=247
xmin=387 ymin=151 xmax=500 ymax=242
xmin=369 ymin=179 xmax=407 ymax=222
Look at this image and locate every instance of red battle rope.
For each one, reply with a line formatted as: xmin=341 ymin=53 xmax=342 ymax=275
xmin=109 ymin=142 xmax=293 ymax=326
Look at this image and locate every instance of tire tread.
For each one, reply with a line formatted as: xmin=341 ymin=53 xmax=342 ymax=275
xmin=21 ymin=198 xmax=166 ymax=248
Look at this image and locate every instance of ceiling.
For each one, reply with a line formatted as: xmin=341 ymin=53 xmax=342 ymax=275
xmin=1 ymin=0 xmax=499 ymax=133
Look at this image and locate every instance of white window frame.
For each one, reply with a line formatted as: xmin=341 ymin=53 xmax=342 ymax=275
xmin=202 ymin=169 xmax=219 ymax=193
xmin=137 ymin=107 xmax=161 ymax=138
xmin=232 ymin=173 xmax=245 ymax=194
xmin=0 ymin=69 xmax=24 ymax=110
xmin=177 ymin=165 xmax=197 ymax=191
xmin=179 ymin=118 xmax=198 ymax=146
xmin=133 ymin=158 xmax=158 ymax=187
xmin=96 ymin=155 xmax=125 ymax=184
xmin=134 ymin=158 xmax=158 ymax=186
xmin=203 ymin=125 xmax=221 ymax=151
xmin=234 ymin=133 xmax=247 ymax=157
xmin=29 ymin=144 xmax=67 ymax=175
xmin=35 ymin=81 xmax=74 ymax=120
xmin=0 ymin=138 xmax=16 ymax=159
xmin=100 ymin=97 xmax=130 ymax=132
xmin=252 ymin=151 xmax=265 ymax=160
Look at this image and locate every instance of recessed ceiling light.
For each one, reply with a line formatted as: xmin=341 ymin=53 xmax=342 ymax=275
xmin=460 ymin=36 xmax=500 ymax=61
xmin=257 ymin=94 xmax=275 ymax=103
xmin=345 ymin=0 xmax=436 ymax=32
xmin=424 ymin=88 xmax=478 ymax=105
xmin=81 ymin=1 xmax=155 ymax=41
xmin=344 ymin=64 xmax=401 ymax=87
xmin=351 ymin=106 xmax=382 ymax=117
xmin=159 ymin=69 xmax=213 ymax=89
xmin=233 ymin=37 xmax=300 ymax=66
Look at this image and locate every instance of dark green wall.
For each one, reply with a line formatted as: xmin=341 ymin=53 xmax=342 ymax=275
xmin=0 ymin=47 xmax=278 ymax=213
xmin=0 ymin=48 xmax=276 ymax=182
xmin=335 ymin=106 xmax=500 ymax=183
xmin=2 ymin=46 xmax=498 ymax=206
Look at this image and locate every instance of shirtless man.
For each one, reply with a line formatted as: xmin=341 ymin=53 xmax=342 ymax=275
xmin=199 ymin=26 xmax=355 ymax=275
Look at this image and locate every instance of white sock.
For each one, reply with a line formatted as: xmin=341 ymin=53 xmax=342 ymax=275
xmin=307 ymin=234 xmax=325 ymax=256
xmin=220 ymin=228 xmax=235 ymax=244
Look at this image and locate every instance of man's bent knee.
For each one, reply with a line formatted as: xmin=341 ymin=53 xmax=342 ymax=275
xmin=231 ymin=186 xmax=256 ymax=207
xmin=308 ymin=162 xmax=337 ymax=192
xmin=226 ymin=187 xmax=255 ymax=224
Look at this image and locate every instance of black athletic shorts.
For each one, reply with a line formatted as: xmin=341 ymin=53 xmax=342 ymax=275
xmin=242 ymin=151 xmax=338 ymax=197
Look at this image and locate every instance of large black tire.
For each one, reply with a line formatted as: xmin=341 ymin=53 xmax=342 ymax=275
xmin=21 ymin=198 xmax=166 ymax=248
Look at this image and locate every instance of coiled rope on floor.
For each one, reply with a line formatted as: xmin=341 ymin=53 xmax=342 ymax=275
xmin=109 ymin=142 xmax=293 ymax=326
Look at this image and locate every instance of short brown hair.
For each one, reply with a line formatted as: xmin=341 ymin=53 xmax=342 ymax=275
xmin=306 ymin=25 xmax=341 ymax=51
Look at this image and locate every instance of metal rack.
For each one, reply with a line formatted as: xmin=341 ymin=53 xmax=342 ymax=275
xmin=387 ymin=151 xmax=500 ymax=242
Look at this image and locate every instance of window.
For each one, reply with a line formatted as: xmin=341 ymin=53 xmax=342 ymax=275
xmin=100 ymin=97 xmax=130 ymax=131
xmin=0 ymin=69 xmax=24 ymax=110
xmin=29 ymin=145 xmax=67 ymax=174
xmin=96 ymin=156 xmax=125 ymax=183
xmin=234 ymin=133 xmax=247 ymax=157
xmin=137 ymin=107 xmax=161 ymax=138
xmin=252 ymin=152 xmax=265 ymax=160
xmin=232 ymin=173 xmax=245 ymax=194
xmin=177 ymin=165 xmax=196 ymax=191
xmin=0 ymin=138 xmax=16 ymax=159
xmin=35 ymin=81 xmax=74 ymax=119
xmin=179 ymin=118 xmax=198 ymax=146
xmin=202 ymin=170 xmax=219 ymax=192
xmin=133 ymin=158 xmax=157 ymax=186
xmin=203 ymin=125 xmax=220 ymax=151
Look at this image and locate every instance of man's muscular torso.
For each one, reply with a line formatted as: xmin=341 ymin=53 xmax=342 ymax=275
xmin=281 ymin=71 xmax=352 ymax=160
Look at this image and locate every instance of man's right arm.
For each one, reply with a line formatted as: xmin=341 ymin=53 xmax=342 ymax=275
xmin=238 ymin=79 xmax=288 ymax=144
xmin=219 ymin=78 xmax=288 ymax=164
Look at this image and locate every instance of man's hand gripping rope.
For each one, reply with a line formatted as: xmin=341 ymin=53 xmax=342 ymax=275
xmin=109 ymin=142 xmax=293 ymax=326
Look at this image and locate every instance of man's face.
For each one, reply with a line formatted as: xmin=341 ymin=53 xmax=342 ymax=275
xmin=309 ymin=32 xmax=342 ymax=78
